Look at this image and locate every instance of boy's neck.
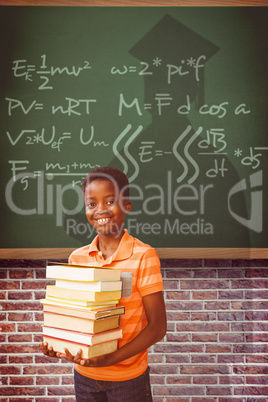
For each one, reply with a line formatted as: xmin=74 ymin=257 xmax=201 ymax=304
xmin=97 ymin=231 xmax=125 ymax=260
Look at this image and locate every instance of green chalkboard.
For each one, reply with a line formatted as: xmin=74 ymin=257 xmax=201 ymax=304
xmin=0 ymin=6 xmax=267 ymax=251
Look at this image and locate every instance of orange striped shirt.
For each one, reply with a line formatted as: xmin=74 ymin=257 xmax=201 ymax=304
xmin=68 ymin=230 xmax=163 ymax=381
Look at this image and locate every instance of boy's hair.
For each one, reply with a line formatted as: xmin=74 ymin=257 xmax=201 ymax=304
xmin=82 ymin=167 xmax=129 ymax=199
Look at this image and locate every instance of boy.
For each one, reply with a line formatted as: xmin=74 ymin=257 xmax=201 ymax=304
xmin=41 ymin=167 xmax=167 ymax=401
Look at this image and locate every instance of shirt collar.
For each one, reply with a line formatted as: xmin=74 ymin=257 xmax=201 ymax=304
xmin=88 ymin=230 xmax=133 ymax=262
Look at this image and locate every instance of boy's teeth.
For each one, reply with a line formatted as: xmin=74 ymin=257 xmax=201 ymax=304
xmin=98 ymin=218 xmax=109 ymax=223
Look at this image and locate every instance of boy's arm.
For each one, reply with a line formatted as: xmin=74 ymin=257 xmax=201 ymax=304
xmin=60 ymin=290 xmax=166 ymax=367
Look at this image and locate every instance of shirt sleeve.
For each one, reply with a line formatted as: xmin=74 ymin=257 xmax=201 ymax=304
xmin=136 ymin=248 xmax=164 ymax=297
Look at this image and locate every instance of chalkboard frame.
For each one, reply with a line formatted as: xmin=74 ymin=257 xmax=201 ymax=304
xmin=1 ymin=0 xmax=267 ymax=259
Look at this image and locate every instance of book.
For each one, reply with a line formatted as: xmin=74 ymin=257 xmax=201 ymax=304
xmin=43 ymin=326 xmax=122 ymax=346
xmin=55 ymin=279 xmax=122 ymax=292
xmin=43 ymin=335 xmax=118 ymax=358
xmin=46 ymin=285 xmax=121 ymax=302
xmin=45 ymin=296 xmax=118 ymax=307
xmin=46 ymin=263 xmax=121 ymax=281
xmin=41 ymin=299 xmax=125 ymax=319
xmin=44 ymin=311 xmax=120 ymax=334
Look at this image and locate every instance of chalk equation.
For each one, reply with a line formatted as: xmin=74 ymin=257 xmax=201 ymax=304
xmin=12 ymin=55 xmax=92 ymax=90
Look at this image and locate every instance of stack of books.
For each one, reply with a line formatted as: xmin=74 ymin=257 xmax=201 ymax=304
xmin=41 ymin=262 xmax=124 ymax=359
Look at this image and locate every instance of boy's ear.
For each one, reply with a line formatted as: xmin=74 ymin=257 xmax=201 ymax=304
xmin=124 ymin=200 xmax=132 ymax=214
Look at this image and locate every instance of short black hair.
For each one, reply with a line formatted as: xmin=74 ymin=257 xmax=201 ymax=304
xmin=82 ymin=167 xmax=129 ymax=198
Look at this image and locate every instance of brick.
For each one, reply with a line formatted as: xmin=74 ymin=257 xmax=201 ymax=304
xmin=192 ymin=291 xmax=217 ymax=300
xmin=204 ymin=259 xmax=231 ymax=267
xmin=246 ymin=376 xmax=268 ymax=385
xmin=36 ymin=376 xmax=61 ymax=385
xmin=62 ymin=376 xmax=75 ymax=385
xmin=165 ymin=268 xmax=193 ymax=277
xmin=0 ymin=355 xmax=8 ymax=363
xmin=166 ymin=291 xmax=191 ymax=300
xmin=35 ymin=312 xmax=44 ymax=321
xmin=18 ymin=323 xmax=42 ymax=332
xmin=231 ymin=259 xmax=268 ymax=267
xmin=245 ymin=311 xmax=268 ymax=320
xmin=0 ymin=323 xmax=15 ymax=332
xmin=233 ymin=301 xmax=268 ymax=310
xmin=8 ymin=312 xmax=33 ymax=321
xmin=193 ymin=376 xmax=217 ymax=384
xmin=219 ymin=376 xmax=244 ymax=384
xmin=219 ymin=333 xmax=244 ymax=343
xmin=166 ymin=355 xmax=190 ymax=364
xmin=207 ymin=387 xmax=232 ymax=395
xmin=9 ymin=376 xmax=34 ymax=385
xmin=34 ymin=290 xmax=46 ymax=300
xmin=231 ymin=322 xmax=268 ymax=332
xmin=0 ymin=344 xmax=39 ymax=354
xmin=231 ymin=279 xmax=268 ymax=289
xmin=166 ymin=301 xmax=203 ymax=310
xmin=166 ymin=333 xmax=190 ymax=342
xmin=192 ymin=333 xmax=217 ymax=342
xmin=218 ymin=269 xmax=244 ymax=278
xmin=205 ymin=301 xmax=230 ymax=310
xmin=0 ymin=387 xmax=46 ymax=396
xmin=206 ymin=345 xmax=232 ymax=353
xmin=0 ymin=366 xmax=21 ymax=375
xmin=47 ymin=386 xmax=75 ymax=396
xmin=245 ymin=268 xmax=268 ymax=276
xmin=218 ymin=290 xmax=243 ymax=299
xmin=23 ymin=365 xmax=73 ymax=375
xmin=0 ymin=269 xmax=8 ymax=279
xmin=35 ymin=268 xmax=47 ymax=279
xmin=191 ymin=312 xmax=217 ymax=321
xmin=162 ymin=260 xmax=202 ymax=268
xmin=163 ymin=280 xmax=179 ymax=290
xmin=234 ymin=386 xmax=268 ymax=395
xmin=233 ymin=366 xmax=268 ymax=375
xmin=193 ymin=269 xmax=217 ymax=278
xmin=9 ymin=355 xmax=33 ymax=364
xmin=0 ymin=313 xmax=6 ymax=321
xmin=245 ymin=333 xmax=268 ymax=342
xmin=0 ymin=281 xmax=20 ymax=290
xmin=153 ymin=386 xmax=205 ymax=396
xmin=9 ymin=269 xmax=34 ymax=279
xmin=166 ymin=375 xmax=191 ymax=384
xmin=167 ymin=312 xmax=190 ymax=321
xmin=0 ymin=301 xmax=42 ymax=311
xmin=181 ymin=280 xmax=229 ymax=289
xmin=8 ymin=334 xmax=32 ymax=342
xmin=176 ymin=322 xmax=229 ymax=332
xmin=181 ymin=365 xmax=230 ymax=375
xmin=22 ymin=280 xmax=54 ymax=290
xmin=154 ymin=344 xmax=203 ymax=354
xmin=193 ymin=399 xmax=218 ymax=402
xmin=8 ymin=291 xmax=33 ymax=300
xmin=218 ymin=312 xmax=243 ymax=321
xmin=191 ymin=355 xmax=216 ymax=364
xmin=233 ymin=344 xmax=268 ymax=354
xmin=246 ymin=355 xmax=268 ymax=364
xmin=150 ymin=365 xmax=178 ymax=375
xmin=245 ymin=289 xmax=268 ymax=299
xmin=0 ymin=292 xmax=6 ymax=300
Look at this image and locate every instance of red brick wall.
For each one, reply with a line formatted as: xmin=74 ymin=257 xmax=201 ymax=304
xmin=1 ymin=258 xmax=268 ymax=401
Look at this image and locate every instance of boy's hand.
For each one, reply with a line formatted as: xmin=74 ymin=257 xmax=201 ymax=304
xmin=40 ymin=342 xmax=59 ymax=359
xmin=40 ymin=342 xmax=114 ymax=367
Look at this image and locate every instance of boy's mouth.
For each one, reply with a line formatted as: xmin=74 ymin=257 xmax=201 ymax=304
xmin=95 ymin=217 xmax=111 ymax=226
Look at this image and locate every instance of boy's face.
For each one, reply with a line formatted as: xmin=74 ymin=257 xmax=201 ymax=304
xmin=84 ymin=179 xmax=131 ymax=237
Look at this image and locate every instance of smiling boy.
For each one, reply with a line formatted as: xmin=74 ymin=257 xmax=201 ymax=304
xmin=41 ymin=167 xmax=166 ymax=401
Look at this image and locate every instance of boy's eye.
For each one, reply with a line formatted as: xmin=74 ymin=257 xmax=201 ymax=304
xmin=107 ymin=200 xmax=115 ymax=205
xmin=87 ymin=202 xmax=96 ymax=208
